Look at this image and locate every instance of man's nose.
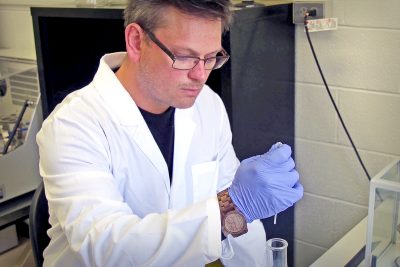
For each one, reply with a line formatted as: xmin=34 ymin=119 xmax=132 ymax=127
xmin=188 ymin=61 xmax=207 ymax=82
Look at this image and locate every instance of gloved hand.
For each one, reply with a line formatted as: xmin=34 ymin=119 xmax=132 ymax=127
xmin=229 ymin=143 xmax=304 ymax=223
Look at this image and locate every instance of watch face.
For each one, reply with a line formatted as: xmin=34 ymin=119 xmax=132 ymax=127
xmin=224 ymin=211 xmax=246 ymax=234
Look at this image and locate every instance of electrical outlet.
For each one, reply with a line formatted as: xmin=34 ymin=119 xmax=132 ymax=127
xmin=293 ymin=2 xmax=325 ymax=24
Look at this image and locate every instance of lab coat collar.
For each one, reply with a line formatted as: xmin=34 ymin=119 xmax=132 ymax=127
xmin=92 ymin=52 xmax=197 ymax=194
xmin=92 ymin=52 xmax=142 ymax=127
xmin=92 ymin=52 xmax=197 ymax=129
xmin=93 ymin=53 xmax=171 ymax=188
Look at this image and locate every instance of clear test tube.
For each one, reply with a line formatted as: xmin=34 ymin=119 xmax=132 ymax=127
xmin=266 ymin=238 xmax=288 ymax=267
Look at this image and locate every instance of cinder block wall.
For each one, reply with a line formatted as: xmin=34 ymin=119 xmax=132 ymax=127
xmin=294 ymin=0 xmax=400 ymax=266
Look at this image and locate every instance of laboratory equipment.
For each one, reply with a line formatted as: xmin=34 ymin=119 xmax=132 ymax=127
xmin=266 ymin=238 xmax=288 ymax=267
xmin=0 ymin=57 xmax=42 ymax=204
xmin=365 ymin=159 xmax=400 ymax=267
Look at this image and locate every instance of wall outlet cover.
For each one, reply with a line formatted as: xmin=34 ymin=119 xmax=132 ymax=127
xmin=293 ymin=1 xmax=325 ymax=24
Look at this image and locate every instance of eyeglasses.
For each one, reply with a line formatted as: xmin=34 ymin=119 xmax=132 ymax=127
xmin=142 ymin=27 xmax=230 ymax=71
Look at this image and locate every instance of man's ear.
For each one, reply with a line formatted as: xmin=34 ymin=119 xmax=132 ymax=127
xmin=125 ymin=23 xmax=144 ymax=62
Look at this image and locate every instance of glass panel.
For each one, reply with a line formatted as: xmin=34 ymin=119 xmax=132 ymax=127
xmin=371 ymin=188 xmax=398 ymax=264
xmin=380 ymin=162 xmax=400 ymax=183
xmin=366 ymin=160 xmax=400 ymax=266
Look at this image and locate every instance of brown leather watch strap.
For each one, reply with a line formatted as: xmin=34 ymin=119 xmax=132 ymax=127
xmin=218 ymin=189 xmax=236 ymax=214
xmin=218 ymin=188 xmax=248 ymax=237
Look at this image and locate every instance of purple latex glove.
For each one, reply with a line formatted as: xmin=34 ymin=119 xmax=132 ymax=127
xmin=229 ymin=143 xmax=304 ymax=223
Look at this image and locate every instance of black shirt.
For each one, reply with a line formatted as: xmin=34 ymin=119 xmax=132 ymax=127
xmin=139 ymin=107 xmax=175 ymax=183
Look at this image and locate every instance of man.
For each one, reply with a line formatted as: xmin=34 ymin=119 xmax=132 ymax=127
xmin=36 ymin=0 xmax=303 ymax=266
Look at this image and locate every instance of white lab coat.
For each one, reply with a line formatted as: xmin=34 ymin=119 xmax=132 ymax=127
xmin=37 ymin=52 xmax=267 ymax=267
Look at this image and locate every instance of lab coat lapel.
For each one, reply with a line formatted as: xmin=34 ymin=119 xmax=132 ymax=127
xmin=92 ymin=56 xmax=171 ymax=193
xmin=170 ymin=107 xmax=196 ymax=208
xmin=131 ymin=115 xmax=171 ymax=193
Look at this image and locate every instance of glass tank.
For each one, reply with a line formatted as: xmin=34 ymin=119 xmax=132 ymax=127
xmin=365 ymin=159 xmax=400 ymax=267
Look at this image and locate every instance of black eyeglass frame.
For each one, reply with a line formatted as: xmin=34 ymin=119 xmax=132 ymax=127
xmin=142 ymin=27 xmax=230 ymax=71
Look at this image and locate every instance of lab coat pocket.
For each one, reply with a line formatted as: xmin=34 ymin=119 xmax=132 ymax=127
xmin=192 ymin=161 xmax=219 ymax=203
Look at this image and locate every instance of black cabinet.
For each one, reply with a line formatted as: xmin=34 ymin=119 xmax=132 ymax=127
xmin=32 ymin=4 xmax=295 ymax=265
xmin=214 ymin=5 xmax=295 ymax=265
xmin=32 ymin=8 xmax=126 ymax=117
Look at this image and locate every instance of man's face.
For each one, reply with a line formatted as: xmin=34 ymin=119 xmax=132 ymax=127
xmin=136 ymin=7 xmax=223 ymax=113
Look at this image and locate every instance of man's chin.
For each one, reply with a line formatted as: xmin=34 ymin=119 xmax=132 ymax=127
xmin=173 ymin=99 xmax=197 ymax=109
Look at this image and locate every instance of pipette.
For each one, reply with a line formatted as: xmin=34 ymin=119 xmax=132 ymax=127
xmin=272 ymin=142 xmax=283 ymax=225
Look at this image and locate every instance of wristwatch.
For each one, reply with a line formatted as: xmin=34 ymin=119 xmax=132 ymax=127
xmin=217 ymin=189 xmax=248 ymax=238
